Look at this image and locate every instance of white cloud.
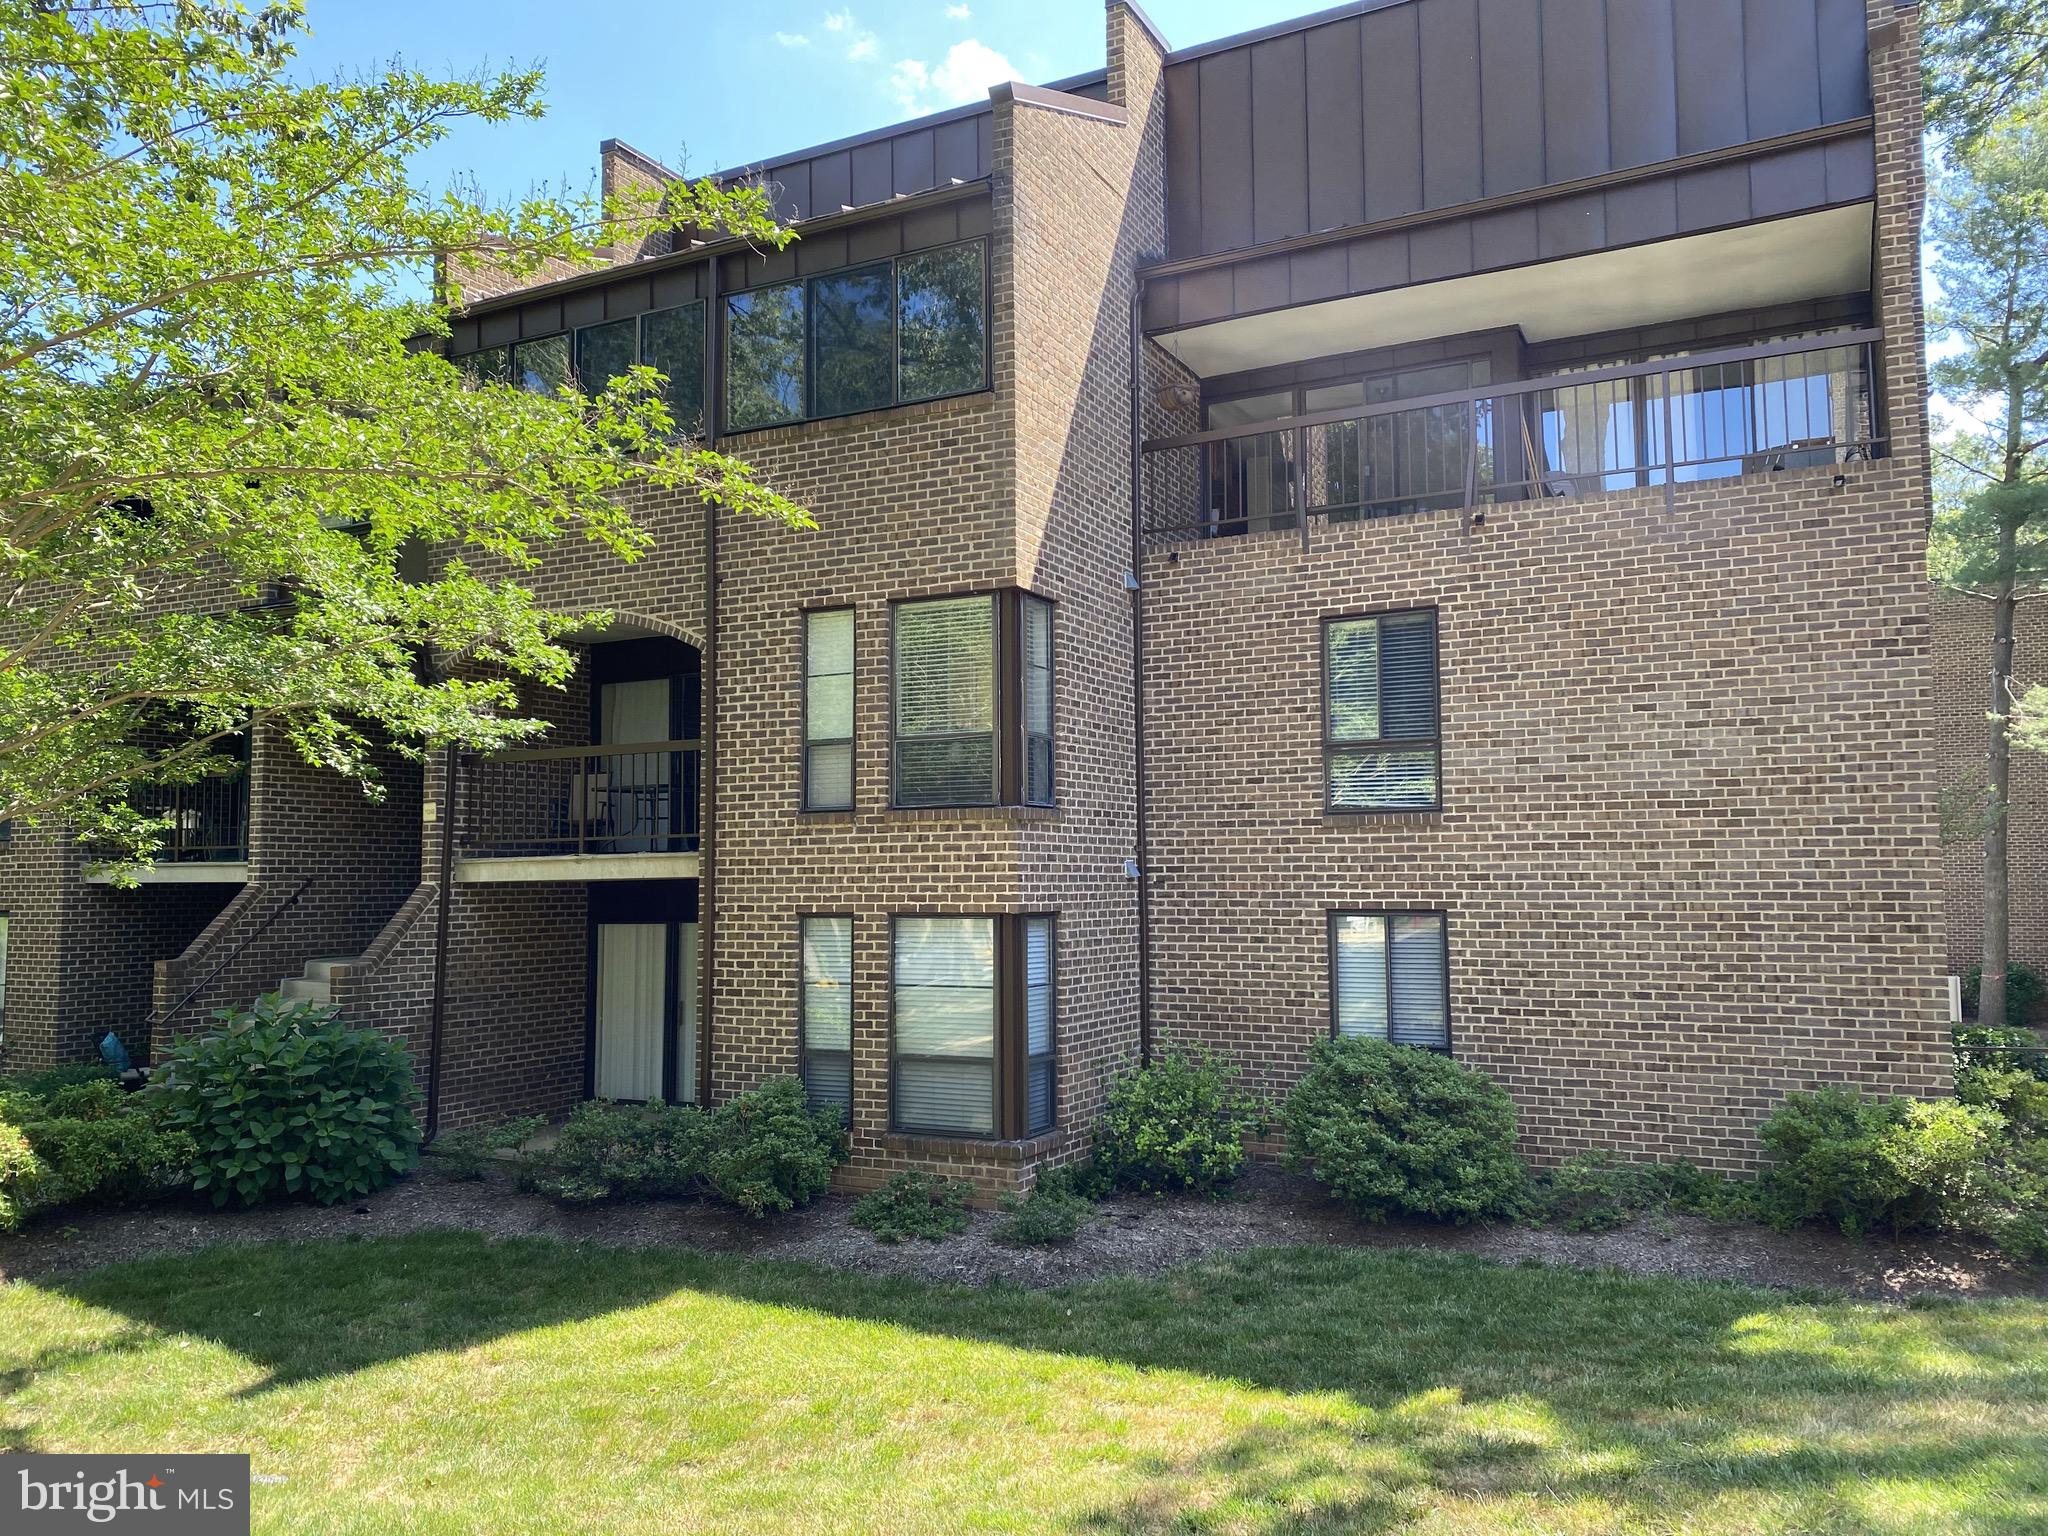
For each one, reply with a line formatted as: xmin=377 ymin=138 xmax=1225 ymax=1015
xmin=890 ymin=38 xmax=1015 ymax=112
xmin=945 ymin=3 xmax=971 ymax=17
xmin=846 ymin=32 xmax=879 ymax=61
xmin=823 ymin=8 xmax=855 ymax=30
xmin=773 ymin=30 xmax=810 ymax=47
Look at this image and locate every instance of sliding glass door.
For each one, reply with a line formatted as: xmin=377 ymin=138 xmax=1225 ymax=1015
xmin=589 ymin=881 xmax=699 ymax=1104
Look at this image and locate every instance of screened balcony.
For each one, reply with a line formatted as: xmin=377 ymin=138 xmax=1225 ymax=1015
xmin=1141 ymin=330 xmax=1879 ymax=545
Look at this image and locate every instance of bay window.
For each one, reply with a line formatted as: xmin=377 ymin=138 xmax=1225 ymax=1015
xmin=892 ymin=590 xmax=1054 ymax=809
xmin=891 ymin=914 xmax=1058 ymax=1139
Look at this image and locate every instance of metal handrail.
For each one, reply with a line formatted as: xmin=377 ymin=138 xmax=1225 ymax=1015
xmin=147 ymin=873 xmax=316 ymax=1040
xmin=1140 ymin=327 xmax=1885 ymax=453
xmin=478 ymin=737 xmax=700 ymax=762
xmin=460 ymin=738 xmax=703 ymax=858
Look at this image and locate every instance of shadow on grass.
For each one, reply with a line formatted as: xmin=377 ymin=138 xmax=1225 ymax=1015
xmin=14 ymin=1232 xmax=2048 ymax=1531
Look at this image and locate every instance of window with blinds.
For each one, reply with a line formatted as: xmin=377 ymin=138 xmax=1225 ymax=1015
xmin=892 ymin=915 xmax=996 ymax=1135
xmin=1330 ymin=910 xmax=1449 ymax=1049
xmin=889 ymin=912 xmax=1058 ymax=1139
xmin=1324 ymin=609 xmax=1440 ymax=811
xmin=800 ymin=915 xmax=853 ymax=1119
xmin=890 ymin=590 xmax=1055 ymax=808
xmin=804 ymin=609 xmax=855 ymax=811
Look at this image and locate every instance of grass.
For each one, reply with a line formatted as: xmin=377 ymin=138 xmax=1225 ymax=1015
xmin=1 ymin=1235 xmax=2044 ymax=1534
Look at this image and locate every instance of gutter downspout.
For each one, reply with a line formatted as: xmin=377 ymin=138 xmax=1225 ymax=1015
xmin=425 ymin=742 xmax=456 ymax=1141
xmin=1128 ymin=281 xmax=1154 ymax=1066
xmin=699 ymin=257 xmax=722 ymax=1106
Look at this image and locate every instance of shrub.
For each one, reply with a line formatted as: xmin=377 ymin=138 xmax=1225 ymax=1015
xmin=522 ymin=1078 xmax=845 ymax=1216
xmin=430 ymin=1115 xmax=546 ymax=1180
xmin=851 ymin=1172 xmax=974 ymax=1242
xmin=1953 ymin=1025 xmax=2048 ymax=1083
xmin=1756 ymin=1086 xmax=2001 ymax=1237
xmin=149 ymin=995 xmax=421 ymax=1207
xmin=1957 ymin=1067 xmax=2048 ymax=1259
xmin=1960 ymin=963 xmax=2047 ymax=1028
xmin=700 ymin=1077 xmax=847 ymax=1217
xmin=1531 ymin=1152 xmax=1671 ymax=1232
xmin=0 ymin=1121 xmax=50 ymax=1233
xmin=1034 ymin=1159 xmax=1114 ymax=1202
xmin=1093 ymin=1045 xmax=1265 ymax=1195
xmin=1281 ymin=1037 xmax=1524 ymax=1224
xmin=21 ymin=1110 xmax=193 ymax=1208
xmin=5 ymin=1062 xmax=118 ymax=1100
xmin=994 ymin=1183 xmax=1093 ymax=1245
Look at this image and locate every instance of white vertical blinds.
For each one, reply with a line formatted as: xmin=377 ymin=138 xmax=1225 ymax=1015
xmin=804 ymin=609 xmax=855 ymax=810
xmin=674 ymin=922 xmax=699 ymax=1103
xmin=893 ymin=596 xmax=995 ymax=806
xmin=1332 ymin=911 xmax=1448 ymax=1049
xmin=893 ymin=916 xmax=995 ymax=1134
xmin=802 ymin=915 xmax=854 ymax=1117
xmin=1326 ymin=611 xmax=1439 ymax=810
xmin=594 ymin=922 xmax=666 ymax=1100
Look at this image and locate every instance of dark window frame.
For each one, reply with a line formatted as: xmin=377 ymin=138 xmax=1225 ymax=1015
xmin=887 ymin=911 xmax=1058 ymax=1142
xmin=798 ymin=912 xmax=855 ymax=1121
xmin=462 ymin=300 xmax=709 ymax=436
xmin=719 ymin=236 xmax=991 ymax=436
xmin=888 ymin=587 xmax=1056 ymax=810
xmin=1321 ymin=607 xmax=1442 ymax=814
xmin=1326 ymin=908 xmax=1453 ymax=1054
xmin=800 ymin=606 xmax=857 ymax=812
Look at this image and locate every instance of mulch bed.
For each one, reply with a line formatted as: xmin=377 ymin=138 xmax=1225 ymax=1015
xmin=3 ymin=1161 xmax=2042 ymax=1301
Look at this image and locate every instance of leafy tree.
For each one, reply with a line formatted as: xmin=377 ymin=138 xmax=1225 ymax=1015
xmin=0 ymin=0 xmax=808 ymax=870
xmin=1925 ymin=0 xmax=2048 ymax=147
xmin=1927 ymin=110 xmax=2048 ymax=1030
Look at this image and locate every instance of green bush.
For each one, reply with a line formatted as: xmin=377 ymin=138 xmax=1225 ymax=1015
xmin=701 ymin=1078 xmax=847 ymax=1217
xmin=1953 ymin=1025 xmax=2048 ymax=1083
xmin=430 ymin=1115 xmax=546 ymax=1180
xmin=5 ymin=1062 xmax=118 ymax=1100
xmin=1957 ymin=1067 xmax=2048 ymax=1259
xmin=0 ymin=1121 xmax=50 ymax=1233
xmin=851 ymin=1172 xmax=974 ymax=1242
xmin=1093 ymin=1045 xmax=1265 ymax=1196
xmin=522 ymin=1078 xmax=845 ymax=1217
xmin=1960 ymin=962 xmax=2047 ymax=1028
xmin=994 ymin=1183 xmax=1093 ymax=1245
xmin=1034 ymin=1159 xmax=1114 ymax=1202
xmin=1756 ymin=1086 xmax=2001 ymax=1237
xmin=22 ymin=1111 xmax=194 ymax=1208
xmin=1281 ymin=1037 xmax=1525 ymax=1224
xmin=149 ymin=995 xmax=421 ymax=1207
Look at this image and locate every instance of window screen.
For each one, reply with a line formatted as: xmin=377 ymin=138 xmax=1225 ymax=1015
xmin=1331 ymin=911 xmax=1449 ymax=1049
xmin=1326 ymin=610 xmax=1440 ymax=810
xmin=893 ymin=596 xmax=995 ymax=807
xmin=801 ymin=916 xmax=853 ymax=1119
xmin=1024 ymin=915 xmax=1055 ymax=1134
xmin=1022 ymin=595 xmax=1053 ymax=806
xmin=892 ymin=916 xmax=995 ymax=1135
xmin=804 ymin=608 xmax=855 ymax=811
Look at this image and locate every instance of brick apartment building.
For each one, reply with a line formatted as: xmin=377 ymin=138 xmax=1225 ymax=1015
xmin=0 ymin=0 xmax=1972 ymax=1190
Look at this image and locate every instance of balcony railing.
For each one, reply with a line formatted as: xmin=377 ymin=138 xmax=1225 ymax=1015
xmin=459 ymin=740 xmax=702 ymax=859
xmin=1141 ymin=329 xmax=1882 ymax=547
xmin=127 ymin=771 xmax=249 ymax=863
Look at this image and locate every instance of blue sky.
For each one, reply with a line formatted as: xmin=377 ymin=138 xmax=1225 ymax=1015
xmin=289 ymin=0 xmax=1300 ymax=199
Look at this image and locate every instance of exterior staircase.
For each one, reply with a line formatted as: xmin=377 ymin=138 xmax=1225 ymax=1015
xmin=277 ymin=956 xmax=356 ymax=1006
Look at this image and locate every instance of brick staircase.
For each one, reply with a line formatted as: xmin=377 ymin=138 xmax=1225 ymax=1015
xmin=276 ymin=956 xmax=357 ymax=1006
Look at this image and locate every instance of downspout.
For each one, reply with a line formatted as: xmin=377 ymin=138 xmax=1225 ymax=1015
xmin=699 ymin=257 xmax=722 ymax=1106
xmin=1128 ymin=280 xmax=1154 ymax=1065
xmin=425 ymin=742 xmax=456 ymax=1141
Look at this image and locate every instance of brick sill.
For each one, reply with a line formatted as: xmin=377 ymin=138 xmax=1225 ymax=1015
xmin=880 ymin=1129 xmax=1065 ymax=1163
xmin=1322 ymin=810 xmax=1444 ymax=828
xmin=883 ymin=805 xmax=1060 ymax=824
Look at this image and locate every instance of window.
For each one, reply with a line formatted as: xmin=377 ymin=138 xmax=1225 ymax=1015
xmin=641 ymin=302 xmax=706 ymax=437
xmin=463 ymin=345 xmax=511 ymax=384
xmin=893 ymin=915 xmax=996 ymax=1135
xmin=722 ymin=240 xmax=989 ymax=432
xmin=725 ymin=281 xmax=806 ymax=429
xmin=803 ymin=608 xmax=855 ymax=811
xmin=801 ymin=916 xmax=853 ymax=1119
xmin=891 ymin=914 xmax=1057 ymax=1139
xmin=512 ymin=334 xmax=569 ymax=395
xmin=1331 ymin=911 xmax=1448 ymax=1049
xmin=575 ymin=317 xmax=637 ymax=397
xmin=1324 ymin=609 xmax=1439 ymax=811
xmin=892 ymin=590 xmax=1054 ymax=808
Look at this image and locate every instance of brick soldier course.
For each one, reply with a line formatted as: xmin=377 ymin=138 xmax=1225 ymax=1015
xmin=0 ymin=0 xmax=1970 ymax=1192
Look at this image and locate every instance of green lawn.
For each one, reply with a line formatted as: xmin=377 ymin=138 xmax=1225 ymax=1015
xmin=2 ymin=1235 xmax=2044 ymax=1534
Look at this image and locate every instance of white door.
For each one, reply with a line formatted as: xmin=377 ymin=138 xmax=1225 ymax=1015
xmin=593 ymin=922 xmax=665 ymax=1100
xmin=600 ymin=678 xmax=671 ymax=851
